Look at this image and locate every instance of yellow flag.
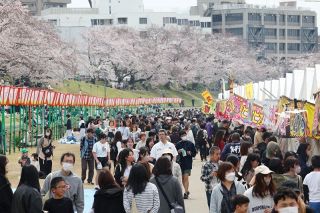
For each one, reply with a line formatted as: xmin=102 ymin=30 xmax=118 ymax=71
xmin=245 ymin=82 xmax=254 ymax=99
xmin=201 ymin=90 xmax=214 ymax=105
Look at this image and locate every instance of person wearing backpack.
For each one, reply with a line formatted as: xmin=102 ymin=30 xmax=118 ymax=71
xmin=37 ymin=128 xmax=54 ymax=177
xmin=197 ymin=123 xmax=209 ymax=162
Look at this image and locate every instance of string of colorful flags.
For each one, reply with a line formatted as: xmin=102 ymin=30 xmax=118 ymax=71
xmin=0 ymin=86 xmax=182 ymax=107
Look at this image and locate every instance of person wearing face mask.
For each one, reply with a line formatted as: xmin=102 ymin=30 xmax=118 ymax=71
xmin=279 ymin=181 xmax=314 ymax=213
xmin=36 ymin=128 xmax=54 ymax=177
xmin=244 ymin=165 xmax=275 ymax=213
xmin=176 ymin=130 xmax=197 ymax=199
xmin=210 ymin=162 xmax=246 ymax=213
xmin=41 ymin=152 xmax=84 ymax=213
xmin=283 ymin=156 xmax=303 ymax=194
xmin=272 ymin=188 xmax=299 ymax=213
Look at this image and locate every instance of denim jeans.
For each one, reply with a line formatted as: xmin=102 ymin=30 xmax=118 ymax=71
xmin=309 ymin=202 xmax=320 ymax=213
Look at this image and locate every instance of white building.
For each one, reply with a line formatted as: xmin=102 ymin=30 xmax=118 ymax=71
xmin=40 ymin=0 xmax=212 ymax=42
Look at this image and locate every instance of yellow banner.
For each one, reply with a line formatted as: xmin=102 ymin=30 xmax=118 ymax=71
xmin=245 ymin=82 xmax=254 ymax=99
xmin=201 ymin=90 xmax=214 ymax=105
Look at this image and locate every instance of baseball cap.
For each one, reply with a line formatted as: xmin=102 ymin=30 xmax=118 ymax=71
xmin=249 ymin=165 xmax=274 ymax=186
xmin=21 ymin=148 xmax=28 ymax=153
xmin=162 ymin=149 xmax=173 ymax=156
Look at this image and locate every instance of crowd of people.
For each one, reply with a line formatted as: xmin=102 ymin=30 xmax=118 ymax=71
xmin=0 ymin=108 xmax=320 ymax=213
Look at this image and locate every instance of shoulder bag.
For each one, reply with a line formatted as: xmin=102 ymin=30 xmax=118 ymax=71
xmin=155 ymin=177 xmax=184 ymax=213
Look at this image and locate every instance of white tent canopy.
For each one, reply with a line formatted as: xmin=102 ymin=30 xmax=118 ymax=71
xmin=218 ymin=64 xmax=320 ymax=103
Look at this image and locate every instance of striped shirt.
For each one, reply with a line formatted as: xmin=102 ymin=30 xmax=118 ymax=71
xmin=123 ymin=182 xmax=160 ymax=213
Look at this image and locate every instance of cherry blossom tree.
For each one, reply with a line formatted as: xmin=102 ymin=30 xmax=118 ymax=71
xmin=86 ymin=26 xmax=281 ymax=87
xmin=0 ymin=0 xmax=79 ymax=83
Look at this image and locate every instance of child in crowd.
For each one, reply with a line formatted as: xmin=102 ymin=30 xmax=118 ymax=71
xmin=43 ymin=177 xmax=74 ymax=213
xmin=200 ymin=146 xmax=221 ymax=208
xmin=18 ymin=148 xmax=31 ymax=167
xmin=232 ymin=194 xmax=250 ymax=213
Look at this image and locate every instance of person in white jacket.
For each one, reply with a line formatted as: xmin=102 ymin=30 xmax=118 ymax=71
xmin=210 ymin=162 xmax=246 ymax=213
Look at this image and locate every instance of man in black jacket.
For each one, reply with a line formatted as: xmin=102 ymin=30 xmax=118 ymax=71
xmin=176 ymin=130 xmax=197 ymax=199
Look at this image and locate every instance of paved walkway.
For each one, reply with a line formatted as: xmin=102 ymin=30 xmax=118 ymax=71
xmin=184 ymin=158 xmax=208 ymax=213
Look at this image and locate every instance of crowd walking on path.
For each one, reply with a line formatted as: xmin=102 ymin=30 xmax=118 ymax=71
xmin=1 ymin=108 xmax=320 ymax=213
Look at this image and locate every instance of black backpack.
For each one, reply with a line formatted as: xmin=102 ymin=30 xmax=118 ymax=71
xmin=42 ymin=143 xmax=53 ymax=158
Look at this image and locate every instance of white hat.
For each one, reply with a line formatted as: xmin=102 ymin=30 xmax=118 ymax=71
xmin=254 ymin=165 xmax=274 ymax=175
xmin=249 ymin=165 xmax=274 ymax=186
xmin=162 ymin=148 xmax=173 ymax=156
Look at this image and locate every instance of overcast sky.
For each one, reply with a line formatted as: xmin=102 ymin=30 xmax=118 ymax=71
xmin=69 ymin=0 xmax=320 ymax=13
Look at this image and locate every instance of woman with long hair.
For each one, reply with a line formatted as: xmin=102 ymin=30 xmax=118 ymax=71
xmin=114 ymin=148 xmax=135 ymax=188
xmin=213 ymin=130 xmax=225 ymax=151
xmin=123 ymin=163 xmax=160 ymax=213
xmin=36 ymin=127 xmax=54 ymax=177
xmin=110 ymin=131 xmax=122 ymax=170
xmin=0 ymin=155 xmax=13 ymax=213
xmin=11 ymin=165 xmax=42 ymax=213
xmin=92 ymin=169 xmax=125 ymax=213
xmin=244 ymin=165 xmax=275 ymax=213
xmin=138 ymin=147 xmax=153 ymax=178
xmin=209 ymin=162 xmax=246 ymax=213
xmin=241 ymin=153 xmax=260 ymax=186
xmin=239 ymin=141 xmax=252 ymax=171
xmin=297 ymin=142 xmax=312 ymax=179
xmin=150 ymin=157 xmax=185 ymax=213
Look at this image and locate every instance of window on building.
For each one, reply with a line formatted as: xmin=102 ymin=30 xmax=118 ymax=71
xmin=139 ymin=18 xmax=148 ymax=24
xmin=163 ymin=17 xmax=177 ymax=25
xmin=226 ymin=13 xmax=243 ymax=23
xmin=109 ymin=6 xmax=112 ymax=14
xmin=266 ymin=43 xmax=276 ymax=50
xmin=91 ymin=19 xmax=112 ymax=26
xmin=279 ymin=15 xmax=285 ymax=23
xmin=213 ymin=14 xmax=222 ymax=23
xmin=279 ymin=43 xmax=285 ymax=51
xmin=264 ymin=14 xmax=277 ymax=23
xmin=177 ymin=19 xmax=189 ymax=26
xmin=287 ymin=15 xmax=300 ymax=24
xmin=248 ymin=13 xmax=261 ymax=22
xmin=288 ymin=43 xmax=300 ymax=51
xmin=118 ymin=17 xmax=128 ymax=24
xmin=279 ymin=29 xmax=285 ymax=37
xmin=303 ymin=16 xmax=315 ymax=24
xmin=264 ymin=28 xmax=277 ymax=37
xmin=48 ymin=19 xmax=58 ymax=26
xmin=201 ymin=22 xmax=211 ymax=28
xmin=106 ymin=19 xmax=113 ymax=25
xmin=226 ymin=28 xmax=243 ymax=36
xmin=287 ymin=29 xmax=300 ymax=37
xmin=189 ymin=20 xmax=200 ymax=26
